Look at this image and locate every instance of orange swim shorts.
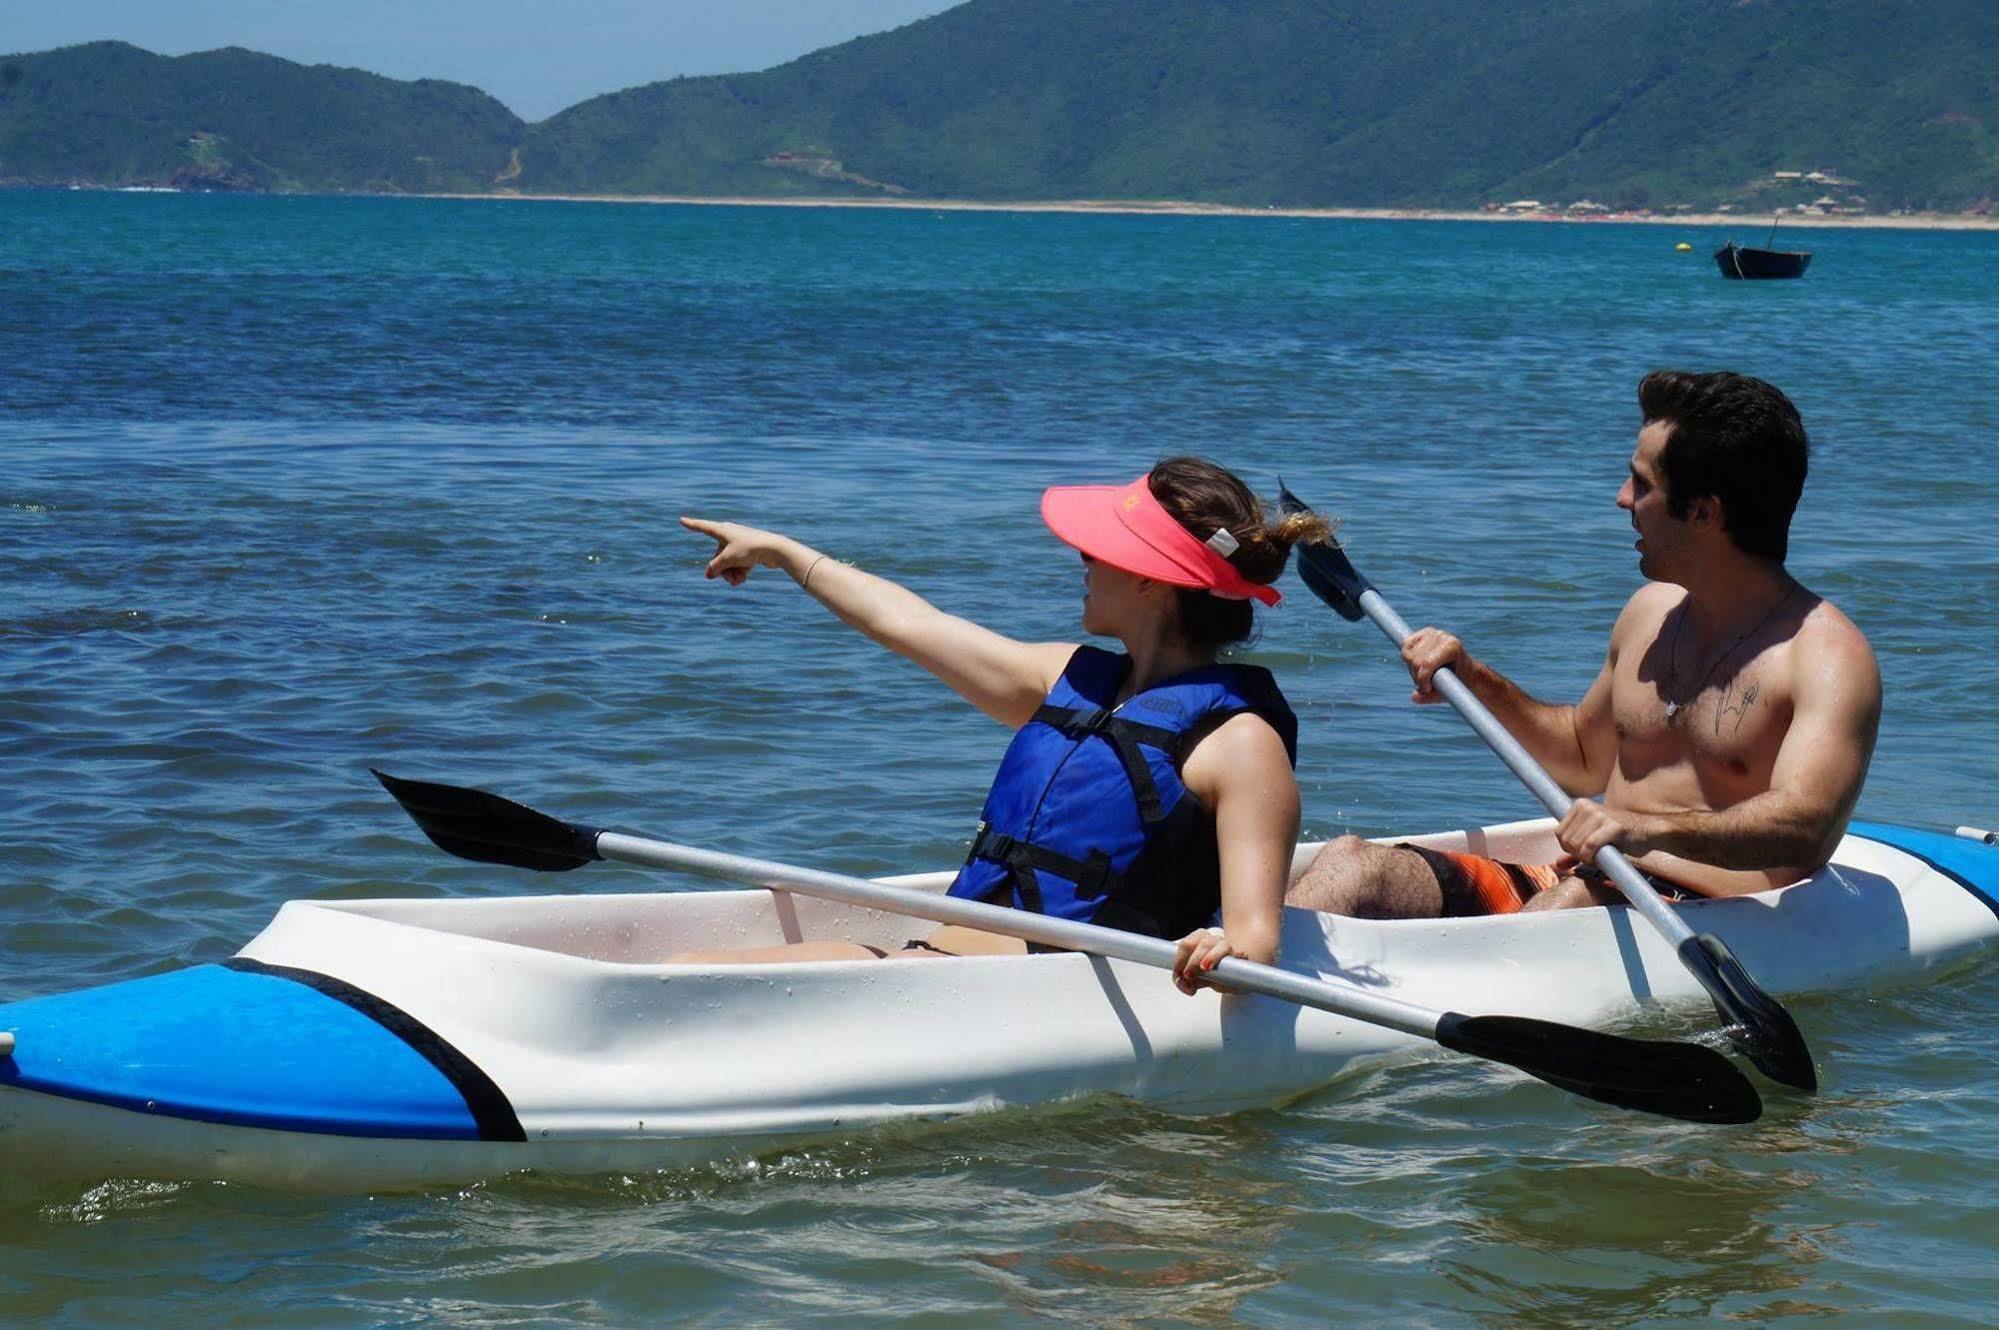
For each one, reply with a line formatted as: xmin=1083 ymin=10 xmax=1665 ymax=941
xmin=1397 ymin=846 xmax=1696 ymax=916
xmin=1397 ymin=845 xmax=1563 ymax=917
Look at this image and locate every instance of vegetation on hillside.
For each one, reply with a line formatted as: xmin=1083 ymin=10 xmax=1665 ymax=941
xmin=520 ymin=0 xmax=1996 ymax=211
xmin=0 ymin=42 xmax=519 ymax=193
xmin=5 ymin=1 xmax=1995 ymax=212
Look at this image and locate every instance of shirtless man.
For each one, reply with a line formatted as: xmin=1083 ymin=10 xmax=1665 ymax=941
xmin=1290 ymin=370 xmax=1882 ymax=916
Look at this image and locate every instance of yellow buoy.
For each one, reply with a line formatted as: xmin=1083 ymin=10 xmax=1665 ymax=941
xmin=1675 ymin=241 xmax=1694 ymax=252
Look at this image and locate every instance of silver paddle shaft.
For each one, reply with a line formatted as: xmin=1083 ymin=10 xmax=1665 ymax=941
xmin=1352 ymin=588 xmax=1698 ymax=949
xmin=597 ymin=830 xmax=1446 ymax=1040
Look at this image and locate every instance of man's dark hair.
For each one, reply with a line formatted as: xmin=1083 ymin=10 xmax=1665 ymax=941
xmin=1638 ymin=370 xmax=1809 ymax=563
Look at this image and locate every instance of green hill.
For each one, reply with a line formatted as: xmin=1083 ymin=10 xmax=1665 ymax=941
xmin=0 ymin=41 xmax=521 ymax=192
xmin=5 ymin=2 xmax=1997 ymax=210
xmin=520 ymin=0 xmax=1999 ymax=211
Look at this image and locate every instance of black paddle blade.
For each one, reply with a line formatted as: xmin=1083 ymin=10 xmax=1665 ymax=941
xmin=1679 ymin=934 xmax=1818 ymax=1092
xmin=1436 ymin=1011 xmax=1763 ymax=1124
xmin=371 ymin=769 xmax=603 ymax=872
xmin=1276 ymin=483 xmax=1371 ymax=622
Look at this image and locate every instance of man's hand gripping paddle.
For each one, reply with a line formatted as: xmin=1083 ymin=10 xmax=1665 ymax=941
xmin=1276 ymin=485 xmax=1816 ymax=1093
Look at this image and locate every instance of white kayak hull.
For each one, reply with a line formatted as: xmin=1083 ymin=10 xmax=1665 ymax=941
xmin=3 ymin=819 xmax=1995 ymax=1190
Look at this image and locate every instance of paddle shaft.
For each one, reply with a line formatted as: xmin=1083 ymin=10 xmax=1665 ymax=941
xmin=1346 ymin=588 xmax=1697 ymax=950
xmin=370 ymin=770 xmax=1766 ymax=1120
xmin=599 ymin=831 xmax=1448 ymax=1040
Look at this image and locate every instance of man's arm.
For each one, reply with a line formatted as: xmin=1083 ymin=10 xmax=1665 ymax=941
xmin=1562 ymin=617 xmax=1883 ymax=872
xmin=1402 ymin=629 xmax=1618 ymax=797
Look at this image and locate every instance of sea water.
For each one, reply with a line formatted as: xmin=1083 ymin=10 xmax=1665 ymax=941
xmin=3 ymin=192 xmax=1997 ymax=1327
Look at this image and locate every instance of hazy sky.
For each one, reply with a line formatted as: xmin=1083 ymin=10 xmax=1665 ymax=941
xmin=6 ymin=1 xmax=961 ymax=121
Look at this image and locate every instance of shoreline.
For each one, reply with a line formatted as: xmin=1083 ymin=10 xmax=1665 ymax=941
xmin=439 ymin=190 xmax=1999 ymax=233
xmin=34 ymin=182 xmax=1998 ymax=232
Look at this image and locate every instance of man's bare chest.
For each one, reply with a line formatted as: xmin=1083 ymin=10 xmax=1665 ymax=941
xmin=1613 ymin=656 xmax=1794 ymax=784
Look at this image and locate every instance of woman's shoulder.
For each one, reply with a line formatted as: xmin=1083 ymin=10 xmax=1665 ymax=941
xmin=1219 ymin=664 xmax=1298 ymax=761
xmin=1179 ymin=708 xmax=1298 ymax=792
xmin=1065 ymin=643 xmax=1123 ymax=672
xmin=1219 ymin=660 xmax=1290 ymax=708
xmin=1049 ymin=643 xmax=1123 ymax=694
xmin=1134 ymin=662 xmax=1298 ymax=763
xmin=1196 ymin=660 xmax=1296 ymax=728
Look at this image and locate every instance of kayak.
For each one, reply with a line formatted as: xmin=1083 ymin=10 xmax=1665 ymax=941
xmin=2 ymin=817 xmax=1995 ymax=1191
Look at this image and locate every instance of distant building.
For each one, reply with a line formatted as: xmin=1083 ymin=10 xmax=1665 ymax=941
xmin=1773 ymin=171 xmax=1804 ymax=180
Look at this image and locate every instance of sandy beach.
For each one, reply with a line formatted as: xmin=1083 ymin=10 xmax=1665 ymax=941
xmin=447 ymin=190 xmax=1999 ymax=232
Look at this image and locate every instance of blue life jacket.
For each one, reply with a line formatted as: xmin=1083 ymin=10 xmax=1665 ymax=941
xmin=946 ymin=645 xmax=1299 ymax=940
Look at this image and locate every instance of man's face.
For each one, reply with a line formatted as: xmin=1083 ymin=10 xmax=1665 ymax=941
xmin=1617 ymin=419 xmax=1686 ymax=582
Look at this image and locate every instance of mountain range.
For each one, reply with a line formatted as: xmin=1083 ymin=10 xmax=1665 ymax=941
xmin=3 ymin=0 xmax=1994 ymax=211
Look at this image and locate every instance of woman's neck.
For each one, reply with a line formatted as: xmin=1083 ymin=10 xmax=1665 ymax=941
xmin=1117 ymin=625 xmax=1218 ymax=700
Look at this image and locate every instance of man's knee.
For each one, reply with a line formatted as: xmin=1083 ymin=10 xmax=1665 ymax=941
xmin=1316 ymin=833 xmax=1373 ymax=866
xmin=1294 ymin=834 xmax=1375 ymax=886
xmin=1290 ymin=835 xmax=1414 ymax=915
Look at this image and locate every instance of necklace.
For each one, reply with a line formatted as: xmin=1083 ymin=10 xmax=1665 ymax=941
xmin=1660 ymin=584 xmax=1795 ymax=723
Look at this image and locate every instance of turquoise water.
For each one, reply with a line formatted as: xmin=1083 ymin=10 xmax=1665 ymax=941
xmin=3 ymin=192 xmax=1998 ymax=1327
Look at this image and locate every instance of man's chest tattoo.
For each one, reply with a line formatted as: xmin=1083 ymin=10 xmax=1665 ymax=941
xmin=1713 ymin=679 xmax=1762 ymax=736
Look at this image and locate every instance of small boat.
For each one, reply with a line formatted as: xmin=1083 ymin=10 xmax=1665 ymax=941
xmin=2 ymin=818 xmax=1995 ymax=1191
xmin=1715 ymin=240 xmax=1812 ymax=279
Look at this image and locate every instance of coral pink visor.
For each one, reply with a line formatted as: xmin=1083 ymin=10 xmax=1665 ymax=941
xmin=1041 ymin=476 xmax=1281 ymax=606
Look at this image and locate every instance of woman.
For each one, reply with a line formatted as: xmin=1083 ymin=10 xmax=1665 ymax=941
xmin=677 ymin=457 xmax=1330 ymax=994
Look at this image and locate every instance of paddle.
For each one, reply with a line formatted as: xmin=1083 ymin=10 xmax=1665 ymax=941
xmin=372 ymin=769 xmax=1760 ymax=1124
xmin=1276 ymin=485 xmax=1817 ymax=1093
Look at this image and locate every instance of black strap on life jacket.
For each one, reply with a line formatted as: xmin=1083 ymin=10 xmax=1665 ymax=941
xmin=968 ymin=671 xmax=1296 ymax=940
xmin=1028 ymin=703 xmax=1179 ymax=825
xmin=965 ymin=704 xmax=1184 ymax=928
xmin=967 ymin=823 xmax=1114 ymax=915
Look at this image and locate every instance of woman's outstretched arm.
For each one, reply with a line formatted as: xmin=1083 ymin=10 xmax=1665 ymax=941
xmin=682 ymin=517 xmax=1074 ymax=727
